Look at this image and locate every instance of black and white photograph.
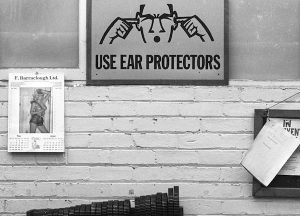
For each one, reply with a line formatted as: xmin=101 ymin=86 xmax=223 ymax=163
xmin=19 ymin=87 xmax=52 ymax=134
xmin=2 ymin=0 xmax=300 ymax=215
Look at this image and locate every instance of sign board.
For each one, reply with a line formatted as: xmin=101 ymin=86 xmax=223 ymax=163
xmin=277 ymin=118 xmax=300 ymax=176
xmin=253 ymin=110 xmax=300 ymax=198
xmin=87 ymin=0 xmax=227 ymax=85
xmin=8 ymin=73 xmax=64 ymax=152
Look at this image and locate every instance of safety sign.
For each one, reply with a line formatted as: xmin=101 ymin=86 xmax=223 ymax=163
xmin=87 ymin=0 xmax=226 ymax=85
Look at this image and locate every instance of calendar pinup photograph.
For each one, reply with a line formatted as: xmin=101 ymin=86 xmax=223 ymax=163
xmin=8 ymin=73 xmax=64 ymax=152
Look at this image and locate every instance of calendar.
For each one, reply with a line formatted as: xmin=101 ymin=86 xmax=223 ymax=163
xmin=8 ymin=73 xmax=64 ymax=152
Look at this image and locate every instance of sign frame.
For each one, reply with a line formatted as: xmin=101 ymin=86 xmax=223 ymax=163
xmin=86 ymin=0 xmax=228 ymax=86
xmin=253 ymin=109 xmax=300 ymax=198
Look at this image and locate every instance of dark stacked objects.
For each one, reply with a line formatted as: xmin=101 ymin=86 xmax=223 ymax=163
xmin=27 ymin=186 xmax=183 ymax=216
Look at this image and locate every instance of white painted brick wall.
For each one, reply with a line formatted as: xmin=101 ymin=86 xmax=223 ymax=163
xmin=1 ymin=85 xmax=300 ymax=215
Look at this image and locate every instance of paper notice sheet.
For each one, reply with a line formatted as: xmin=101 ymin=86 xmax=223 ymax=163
xmin=241 ymin=119 xmax=300 ymax=186
xmin=278 ymin=118 xmax=300 ymax=175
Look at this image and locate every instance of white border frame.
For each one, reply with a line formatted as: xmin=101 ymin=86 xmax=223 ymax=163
xmin=0 ymin=0 xmax=86 ymax=81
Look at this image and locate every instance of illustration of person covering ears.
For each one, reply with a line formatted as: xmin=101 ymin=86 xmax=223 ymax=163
xmin=100 ymin=4 xmax=214 ymax=44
